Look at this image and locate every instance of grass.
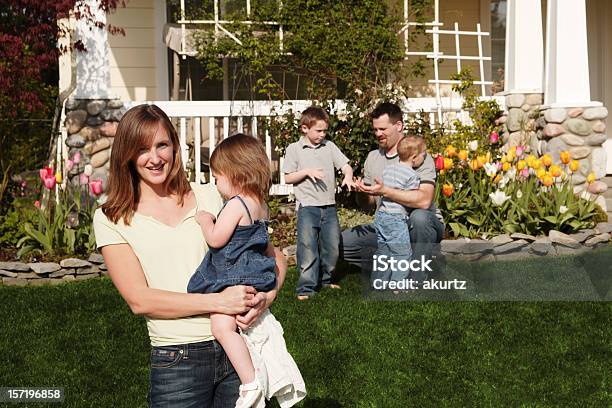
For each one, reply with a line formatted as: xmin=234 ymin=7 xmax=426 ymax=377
xmin=0 ymin=259 xmax=610 ymax=407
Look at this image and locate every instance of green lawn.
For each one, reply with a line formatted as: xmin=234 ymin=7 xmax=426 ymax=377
xmin=0 ymin=264 xmax=610 ymax=407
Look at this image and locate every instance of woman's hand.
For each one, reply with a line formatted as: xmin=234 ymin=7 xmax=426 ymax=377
xmin=216 ymin=285 xmax=258 ymax=315
xmin=235 ymin=289 xmax=277 ymax=330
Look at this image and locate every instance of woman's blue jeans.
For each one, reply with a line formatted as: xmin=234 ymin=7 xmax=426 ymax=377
xmin=295 ymin=205 xmax=340 ymax=296
xmin=149 ymin=340 xmax=239 ymax=407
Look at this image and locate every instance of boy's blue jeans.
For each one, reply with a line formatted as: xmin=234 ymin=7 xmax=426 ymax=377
xmin=295 ymin=205 xmax=340 ymax=296
xmin=149 ymin=340 xmax=239 ymax=407
xmin=374 ymin=211 xmax=412 ymax=282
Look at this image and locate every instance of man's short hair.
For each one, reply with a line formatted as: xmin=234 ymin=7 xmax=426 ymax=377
xmin=300 ymin=106 xmax=330 ymax=128
xmin=371 ymin=102 xmax=403 ymax=124
xmin=397 ymin=135 xmax=425 ymax=162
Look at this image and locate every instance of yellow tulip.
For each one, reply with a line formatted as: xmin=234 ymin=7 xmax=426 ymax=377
xmin=445 ymin=145 xmax=457 ymax=157
xmin=442 ymin=183 xmax=454 ymax=197
xmin=493 ymin=174 xmax=502 ymax=184
xmin=55 ymin=172 xmax=62 ymax=184
xmin=444 ymin=157 xmax=454 ymax=170
xmin=501 ymin=156 xmax=508 ymax=164
xmin=469 ymin=159 xmax=479 ymax=171
xmin=560 ymin=151 xmax=571 ymax=164
xmin=587 ymin=172 xmax=596 ymax=184
xmin=569 ymin=160 xmax=579 ymax=172
xmin=541 ymin=174 xmax=554 ymax=187
xmin=476 ymin=155 xmax=486 ymax=168
xmin=532 ymin=159 xmax=542 ymax=170
xmin=536 ymin=168 xmax=547 ymax=178
xmin=485 ymin=151 xmax=492 ymax=163
xmin=508 ymin=146 xmax=517 ymax=156
xmin=517 ymin=160 xmax=526 ymax=171
xmin=502 ymin=162 xmax=511 ymax=172
xmin=550 ymin=165 xmax=562 ymax=178
xmin=506 ymin=152 xmax=515 ymax=163
xmin=458 ymin=150 xmax=468 ymax=161
xmin=541 ymin=154 xmax=553 ymax=167
xmin=526 ymin=155 xmax=536 ymax=167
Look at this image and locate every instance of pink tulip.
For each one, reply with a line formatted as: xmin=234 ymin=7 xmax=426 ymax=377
xmin=490 ymin=131 xmax=499 ymax=144
xmin=65 ymin=159 xmax=74 ymax=172
xmin=80 ymin=174 xmax=89 ymax=185
xmin=516 ymin=146 xmax=524 ymax=156
xmin=39 ymin=167 xmax=53 ymax=181
xmin=73 ymin=151 xmax=81 ymax=164
xmin=89 ymin=179 xmax=103 ymax=196
xmin=43 ymin=176 xmax=56 ymax=190
xmin=34 ymin=200 xmax=41 ymax=209
xmin=520 ymin=167 xmax=529 ymax=178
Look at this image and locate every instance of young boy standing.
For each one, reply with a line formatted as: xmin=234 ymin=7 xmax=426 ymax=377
xmin=283 ymin=107 xmax=354 ymax=300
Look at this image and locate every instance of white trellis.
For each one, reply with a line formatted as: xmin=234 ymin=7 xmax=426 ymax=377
xmin=399 ymin=0 xmax=493 ymax=123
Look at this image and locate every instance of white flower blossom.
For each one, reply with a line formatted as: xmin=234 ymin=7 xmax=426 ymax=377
xmin=506 ymin=167 xmax=517 ymax=179
xmin=559 ymin=205 xmax=568 ymax=214
xmin=499 ymin=175 xmax=510 ymax=189
xmin=484 ymin=162 xmax=498 ymax=177
xmin=516 ymin=190 xmax=523 ymax=199
xmin=84 ymin=164 xmax=93 ymax=176
xmin=267 ymin=226 xmax=274 ymax=234
xmin=489 ymin=190 xmax=511 ymax=206
xmin=468 ymin=140 xmax=478 ymax=151
xmin=354 ymin=88 xmax=363 ymax=96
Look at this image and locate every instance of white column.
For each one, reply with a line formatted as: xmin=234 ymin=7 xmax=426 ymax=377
xmin=74 ymin=0 xmax=112 ymax=99
xmin=504 ymin=0 xmax=544 ymax=93
xmin=544 ymin=0 xmax=601 ymax=107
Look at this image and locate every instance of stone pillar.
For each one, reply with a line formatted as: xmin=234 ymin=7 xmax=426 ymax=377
xmin=64 ymin=99 xmax=126 ymax=190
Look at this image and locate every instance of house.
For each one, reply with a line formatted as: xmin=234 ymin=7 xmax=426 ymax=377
xmin=58 ymin=0 xmax=610 ymax=205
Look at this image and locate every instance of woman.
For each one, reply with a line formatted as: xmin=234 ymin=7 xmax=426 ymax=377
xmin=93 ymin=104 xmax=286 ymax=407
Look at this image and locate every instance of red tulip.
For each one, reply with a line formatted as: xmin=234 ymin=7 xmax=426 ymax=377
xmin=34 ymin=200 xmax=41 ymax=209
xmin=39 ymin=167 xmax=53 ymax=181
xmin=89 ymin=179 xmax=103 ymax=196
xmin=43 ymin=176 xmax=56 ymax=190
xmin=435 ymin=154 xmax=445 ymax=171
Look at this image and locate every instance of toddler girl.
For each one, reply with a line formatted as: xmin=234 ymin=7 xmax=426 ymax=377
xmin=188 ymin=133 xmax=305 ymax=408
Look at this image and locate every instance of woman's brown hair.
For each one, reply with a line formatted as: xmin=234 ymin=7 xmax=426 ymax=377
xmin=101 ymin=104 xmax=191 ymax=225
xmin=210 ymin=133 xmax=271 ymax=203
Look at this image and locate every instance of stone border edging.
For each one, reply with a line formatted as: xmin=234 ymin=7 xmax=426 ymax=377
xmin=0 ymin=254 xmax=106 ymax=287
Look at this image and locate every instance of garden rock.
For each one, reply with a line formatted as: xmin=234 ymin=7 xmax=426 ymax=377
xmin=585 ymin=133 xmax=607 ymax=146
xmin=79 ymin=127 xmax=100 ymax=142
xmin=493 ymin=239 xmax=529 ymax=254
xmin=62 ymin=275 xmax=76 ymax=281
xmin=548 ymin=230 xmax=581 ymax=248
xmin=587 ymin=181 xmax=607 ymax=194
xmin=16 ymin=272 xmax=39 ymax=279
xmin=560 ymin=133 xmax=584 ymax=146
xmin=100 ymin=109 xmax=114 ymax=121
xmin=521 ymin=104 xmax=531 ymax=112
xmin=90 ymin=138 xmax=111 ymax=155
xmin=91 ymin=150 xmax=110 ymax=168
xmin=76 ymin=273 xmax=99 ymax=281
xmin=543 ymin=123 xmax=564 ymax=138
xmin=111 ymin=108 xmax=127 ymax=122
xmin=100 ymin=121 xmax=118 ymax=137
xmin=543 ymin=108 xmax=567 ymax=123
xmin=88 ymin=253 xmax=105 ymax=263
xmin=49 ymin=269 xmax=72 ymax=278
xmin=282 ymin=245 xmax=296 ymax=257
xmin=0 ymin=270 xmax=18 ymax=278
xmin=506 ymin=109 xmax=524 ymax=132
xmin=585 ymin=233 xmax=611 ymax=246
xmin=571 ymin=229 xmax=596 ymax=243
xmin=592 ymin=121 xmax=606 ymax=133
xmin=66 ymin=134 xmax=86 ymax=148
xmin=525 ymin=93 xmax=543 ymax=105
xmin=107 ymin=99 xmax=124 ymax=109
xmin=566 ymin=118 xmax=591 ymax=136
xmin=28 ymin=263 xmax=61 ymax=275
xmin=510 ymin=233 xmax=536 ymax=241
xmin=86 ymin=116 xmax=104 ymax=127
xmin=506 ymin=94 xmax=525 ymax=108
xmin=86 ymin=100 xmax=106 ymax=116
xmin=530 ymin=237 xmax=553 ymax=255
xmin=567 ymin=108 xmax=584 ymax=118
xmin=582 ymin=107 xmax=608 ymax=120
xmin=569 ymin=146 xmax=590 ymax=160
xmin=77 ymin=266 xmax=100 ymax=275
xmin=490 ymin=234 xmax=513 ymax=245
xmin=60 ymin=258 xmax=91 ymax=268
xmin=0 ymin=262 xmax=30 ymax=271
xmin=66 ymin=110 xmax=87 ymax=134
xmin=66 ymin=98 xmax=81 ymax=110
xmin=595 ymin=222 xmax=612 ymax=234
xmin=30 ymin=279 xmax=52 ymax=286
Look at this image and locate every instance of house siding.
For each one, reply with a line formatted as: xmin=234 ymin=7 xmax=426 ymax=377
xmin=106 ymin=0 xmax=160 ymax=100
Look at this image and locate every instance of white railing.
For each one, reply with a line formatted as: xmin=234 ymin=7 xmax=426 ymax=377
xmin=129 ymin=97 xmax=505 ymax=195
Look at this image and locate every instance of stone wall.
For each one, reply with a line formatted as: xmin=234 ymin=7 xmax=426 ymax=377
xmin=500 ymin=92 xmax=609 ymax=210
xmin=0 ymin=254 xmax=106 ymax=286
xmin=64 ymin=99 xmax=123 ymax=190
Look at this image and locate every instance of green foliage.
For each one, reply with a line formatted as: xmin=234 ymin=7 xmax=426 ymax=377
xmin=17 ymin=184 xmax=98 ymax=259
xmin=0 ymin=201 xmax=38 ymax=248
